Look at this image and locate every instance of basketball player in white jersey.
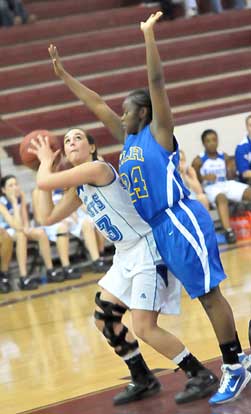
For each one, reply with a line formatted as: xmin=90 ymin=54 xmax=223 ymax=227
xmin=29 ymin=129 xmax=219 ymax=405
xmin=192 ymin=129 xmax=251 ymax=244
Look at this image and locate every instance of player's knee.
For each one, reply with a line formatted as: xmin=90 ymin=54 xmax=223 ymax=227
xmin=199 ymin=287 xmax=219 ymax=311
xmin=94 ymin=292 xmax=138 ymax=356
xmin=216 ymin=193 xmax=228 ymax=205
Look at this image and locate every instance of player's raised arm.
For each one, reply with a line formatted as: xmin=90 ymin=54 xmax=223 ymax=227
xmin=48 ymin=44 xmax=125 ymax=143
xmin=141 ymin=12 xmax=174 ymax=152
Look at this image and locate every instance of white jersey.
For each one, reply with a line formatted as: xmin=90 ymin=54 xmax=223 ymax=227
xmin=76 ymin=164 xmax=151 ymax=250
xmin=199 ymin=151 xmax=226 ymax=188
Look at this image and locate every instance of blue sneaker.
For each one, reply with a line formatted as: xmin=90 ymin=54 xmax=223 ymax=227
xmin=239 ymin=353 xmax=251 ymax=372
xmin=209 ymin=364 xmax=251 ymax=405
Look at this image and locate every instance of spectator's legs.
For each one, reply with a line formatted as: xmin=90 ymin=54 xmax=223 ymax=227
xmin=95 ymin=229 xmax=106 ymax=257
xmin=210 ymin=0 xmax=223 ymax=13
xmin=233 ymin=0 xmax=245 ymax=9
xmin=15 ymin=231 xmax=28 ymax=276
xmin=160 ymin=0 xmax=175 ymax=19
xmin=0 ymin=229 xmax=13 ymax=272
xmin=81 ymin=219 xmax=100 ymax=262
xmin=215 ymin=193 xmax=231 ymax=229
xmin=27 ymin=228 xmax=53 ymax=270
xmin=0 ymin=0 xmax=14 ymax=26
xmin=242 ymin=187 xmax=251 ymax=201
xmin=7 ymin=0 xmax=28 ymax=23
xmin=55 ymin=223 xmax=70 ymax=267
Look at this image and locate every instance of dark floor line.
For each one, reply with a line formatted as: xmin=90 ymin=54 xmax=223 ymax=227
xmin=0 ymin=278 xmax=99 ymax=308
xmin=1 ymin=241 xmax=250 ymax=308
xmin=219 ymin=240 xmax=251 ymax=253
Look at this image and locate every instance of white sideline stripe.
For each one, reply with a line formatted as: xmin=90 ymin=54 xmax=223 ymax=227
xmin=0 ymin=46 xmax=250 ymax=97
xmin=0 ymin=24 xmax=249 ymax=73
xmin=0 ymin=92 xmax=250 ymax=146
xmin=2 ymin=68 xmax=250 ymax=120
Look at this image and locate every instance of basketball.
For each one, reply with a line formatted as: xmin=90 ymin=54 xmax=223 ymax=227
xmin=19 ymin=129 xmax=64 ymax=170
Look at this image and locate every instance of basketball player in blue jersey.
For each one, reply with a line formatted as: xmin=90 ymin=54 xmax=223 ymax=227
xmin=30 ymin=129 xmax=220 ymax=406
xmin=192 ymin=129 xmax=251 ymax=244
xmin=46 ymin=11 xmax=251 ymax=405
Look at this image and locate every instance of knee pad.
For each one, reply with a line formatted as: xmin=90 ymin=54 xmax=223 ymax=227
xmin=94 ymin=292 xmax=138 ymax=356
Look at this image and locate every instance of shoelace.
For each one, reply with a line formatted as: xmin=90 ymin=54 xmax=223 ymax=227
xmin=218 ymin=366 xmax=233 ymax=393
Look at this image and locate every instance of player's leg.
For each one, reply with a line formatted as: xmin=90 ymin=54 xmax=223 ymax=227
xmin=130 ymin=267 xmax=218 ymax=405
xmin=154 ymin=198 xmax=251 ymax=404
xmin=199 ymin=286 xmax=251 ymax=404
xmin=94 ymin=288 xmax=160 ymax=405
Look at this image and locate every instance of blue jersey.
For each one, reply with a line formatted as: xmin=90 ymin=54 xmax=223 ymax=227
xmin=235 ymin=135 xmax=251 ymax=179
xmin=119 ymin=125 xmax=190 ymax=223
xmin=119 ymin=124 xmax=226 ymax=299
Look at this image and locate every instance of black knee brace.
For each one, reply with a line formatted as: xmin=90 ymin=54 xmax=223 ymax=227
xmin=94 ymin=292 xmax=139 ymax=357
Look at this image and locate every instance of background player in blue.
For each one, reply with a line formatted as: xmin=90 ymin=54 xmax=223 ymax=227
xmin=235 ymin=114 xmax=251 ymax=184
xmin=47 ymin=13 xmax=251 ymax=404
xmin=30 ymin=129 xmax=219 ymax=406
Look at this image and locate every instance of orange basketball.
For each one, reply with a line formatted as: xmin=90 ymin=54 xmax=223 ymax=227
xmin=19 ymin=130 xmax=64 ymax=170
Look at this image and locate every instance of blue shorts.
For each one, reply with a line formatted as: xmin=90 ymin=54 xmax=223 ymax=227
xmin=150 ymin=198 xmax=226 ymax=299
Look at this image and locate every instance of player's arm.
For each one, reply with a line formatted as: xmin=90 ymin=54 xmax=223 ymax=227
xmin=37 ymin=187 xmax=82 ymax=226
xmin=0 ymin=202 xmax=22 ymax=230
xmin=48 ymin=45 xmax=124 ymax=143
xmin=186 ymin=166 xmax=204 ymax=195
xmin=191 ymin=156 xmax=203 ymax=183
xmin=141 ymin=12 xmax=174 ymax=152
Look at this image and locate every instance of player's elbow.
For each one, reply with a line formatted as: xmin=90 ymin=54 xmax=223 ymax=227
xmin=37 ymin=179 xmax=50 ymax=191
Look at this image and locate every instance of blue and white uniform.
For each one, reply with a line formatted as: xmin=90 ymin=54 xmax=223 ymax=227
xmin=0 ymin=195 xmax=21 ymax=237
xmin=119 ymin=124 xmax=226 ymax=299
xmin=43 ymin=189 xmax=93 ymax=242
xmin=76 ymin=162 xmax=181 ymax=314
xmin=200 ymin=151 xmax=248 ymax=206
xmin=235 ymin=135 xmax=251 ymax=181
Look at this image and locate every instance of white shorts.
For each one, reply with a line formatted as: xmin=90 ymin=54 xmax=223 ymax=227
xmin=43 ymin=223 xmax=61 ymax=242
xmin=5 ymin=227 xmax=15 ymax=238
xmin=204 ymin=180 xmax=248 ymax=206
xmin=98 ymin=233 xmax=181 ymax=315
xmin=67 ymin=215 xmax=94 ymax=238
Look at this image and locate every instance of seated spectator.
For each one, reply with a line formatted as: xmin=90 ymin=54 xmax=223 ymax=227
xmin=208 ymin=0 xmax=246 ymax=13
xmin=235 ymin=114 xmax=251 ymax=185
xmin=192 ymin=129 xmax=251 ymax=244
xmin=0 ymin=227 xmax=13 ymax=293
xmin=0 ymin=175 xmax=62 ymax=290
xmin=33 ymin=188 xmax=109 ymax=274
xmin=0 ymin=0 xmax=36 ymax=27
xmin=66 ymin=205 xmax=110 ymax=273
xmin=179 ymin=149 xmax=209 ymax=210
xmin=32 ymin=187 xmax=82 ymax=280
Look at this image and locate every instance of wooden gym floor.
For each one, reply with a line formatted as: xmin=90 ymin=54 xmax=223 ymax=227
xmin=0 ymin=241 xmax=251 ymax=414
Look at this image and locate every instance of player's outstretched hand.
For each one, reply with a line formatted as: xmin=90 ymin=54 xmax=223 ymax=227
xmin=140 ymin=11 xmax=163 ymax=33
xmin=28 ymin=135 xmax=61 ymax=166
xmin=48 ymin=44 xmax=65 ymax=78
